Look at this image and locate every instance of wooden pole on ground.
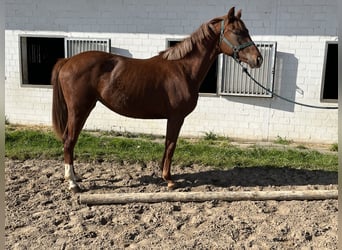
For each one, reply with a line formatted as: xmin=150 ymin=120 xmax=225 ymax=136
xmin=79 ymin=190 xmax=338 ymax=205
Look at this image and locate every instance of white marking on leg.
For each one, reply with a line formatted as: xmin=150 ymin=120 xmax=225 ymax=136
xmin=65 ymin=164 xmax=78 ymax=190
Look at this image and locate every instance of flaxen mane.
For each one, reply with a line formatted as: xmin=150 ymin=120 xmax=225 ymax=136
xmin=160 ymin=18 xmax=222 ymax=60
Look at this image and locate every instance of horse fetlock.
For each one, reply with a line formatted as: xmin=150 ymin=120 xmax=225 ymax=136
xmin=162 ymin=173 xmax=176 ymax=189
xmin=64 ymin=164 xmax=79 ymax=180
xmin=162 ymin=173 xmax=170 ymax=182
xmin=65 ymin=164 xmax=82 ymax=192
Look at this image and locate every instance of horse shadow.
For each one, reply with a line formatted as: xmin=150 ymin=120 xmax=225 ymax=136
xmin=139 ymin=166 xmax=338 ymax=189
xmin=79 ymin=166 xmax=337 ymax=192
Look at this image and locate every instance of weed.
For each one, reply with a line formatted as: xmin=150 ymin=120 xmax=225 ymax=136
xmin=274 ymin=136 xmax=293 ymax=145
xmin=330 ymin=143 xmax=338 ymax=152
xmin=5 ymin=116 xmax=10 ymax=125
xmin=204 ymin=131 xmax=218 ymax=140
xmin=296 ymin=144 xmax=308 ymax=150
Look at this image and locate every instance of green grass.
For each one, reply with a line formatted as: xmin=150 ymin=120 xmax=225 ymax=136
xmin=5 ymin=125 xmax=338 ymax=172
xmin=330 ymin=143 xmax=338 ymax=152
xmin=274 ymin=136 xmax=293 ymax=145
xmin=203 ymin=131 xmax=219 ymax=141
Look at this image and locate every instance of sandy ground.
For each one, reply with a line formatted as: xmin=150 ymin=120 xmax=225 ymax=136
xmin=5 ymin=159 xmax=337 ymax=249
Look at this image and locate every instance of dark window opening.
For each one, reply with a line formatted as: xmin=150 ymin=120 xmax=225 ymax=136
xmin=321 ymin=42 xmax=338 ymax=102
xmin=21 ymin=37 xmax=65 ymax=85
xmin=167 ymin=40 xmax=217 ymax=94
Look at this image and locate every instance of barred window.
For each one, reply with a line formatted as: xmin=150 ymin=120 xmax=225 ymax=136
xmin=218 ymin=41 xmax=277 ymax=97
xmin=65 ymin=38 xmax=110 ymax=57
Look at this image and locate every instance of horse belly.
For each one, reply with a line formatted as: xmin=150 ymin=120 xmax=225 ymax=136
xmin=100 ymin=89 xmax=168 ymax=119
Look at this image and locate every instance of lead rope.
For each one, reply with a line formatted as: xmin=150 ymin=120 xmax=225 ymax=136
xmin=233 ymin=59 xmax=338 ymax=110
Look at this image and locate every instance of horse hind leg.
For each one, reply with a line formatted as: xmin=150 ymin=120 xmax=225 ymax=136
xmin=63 ymin=103 xmax=96 ymax=192
xmin=63 ymin=119 xmax=84 ymax=192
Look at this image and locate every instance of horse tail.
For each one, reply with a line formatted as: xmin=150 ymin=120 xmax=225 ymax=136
xmin=51 ymin=58 xmax=69 ymax=140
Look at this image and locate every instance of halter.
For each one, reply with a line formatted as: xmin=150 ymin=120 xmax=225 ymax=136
xmin=219 ymin=20 xmax=254 ymax=60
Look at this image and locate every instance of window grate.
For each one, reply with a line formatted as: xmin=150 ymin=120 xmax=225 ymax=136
xmin=65 ymin=38 xmax=111 ymax=57
xmin=218 ymin=41 xmax=277 ymax=97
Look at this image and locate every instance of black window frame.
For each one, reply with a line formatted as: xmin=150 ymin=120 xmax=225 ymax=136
xmin=20 ymin=35 xmax=65 ymax=87
xmin=320 ymin=41 xmax=338 ymax=103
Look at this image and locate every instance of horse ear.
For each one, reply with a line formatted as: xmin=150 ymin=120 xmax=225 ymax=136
xmin=227 ymin=7 xmax=235 ymax=22
xmin=236 ymin=9 xmax=242 ymax=19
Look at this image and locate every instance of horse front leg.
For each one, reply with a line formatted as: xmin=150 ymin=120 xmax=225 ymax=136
xmin=161 ymin=117 xmax=184 ymax=189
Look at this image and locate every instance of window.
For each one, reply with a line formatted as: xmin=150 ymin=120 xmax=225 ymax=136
xmin=321 ymin=41 xmax=338 ymax=102
xmin=167 ymin=39 xmax=218 ymax=94
xmin=20 ymin=37 xmax=65 ymax=85
xmin=65 ymin=38 xmax=110 ymax=57
xmin=218 ymin=42 xmax=277 ymax=97
xmin=20 ymin=36 xmax=111 ymax=86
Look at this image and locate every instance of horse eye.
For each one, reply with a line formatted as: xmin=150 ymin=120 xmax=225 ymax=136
xmin=234 ymin=29 xmax=249 ymax=36
xmin=233 ymin=30 xmax=242 ymax=35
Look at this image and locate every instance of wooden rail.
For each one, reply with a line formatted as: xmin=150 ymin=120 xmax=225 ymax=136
xmin=79 ymin=190 xmax=338 ymax=205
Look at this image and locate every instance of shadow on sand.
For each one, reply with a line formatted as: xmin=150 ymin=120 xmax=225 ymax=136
xmin=139 ymin=166 xmax=337 ymax=189
xmin=81 ymin=165 xmax=337 ymax=192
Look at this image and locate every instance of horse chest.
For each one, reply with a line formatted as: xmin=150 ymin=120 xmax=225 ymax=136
xmin=169 ymin=90 xmax=199 ymax=116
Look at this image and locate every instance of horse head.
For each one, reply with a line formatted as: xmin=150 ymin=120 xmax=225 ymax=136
xmin=218 ymin=7 xmax=263 ymax=68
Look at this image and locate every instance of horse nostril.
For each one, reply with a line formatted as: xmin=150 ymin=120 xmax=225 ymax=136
xmin=257 ymin=56 xmax=263 ymax=66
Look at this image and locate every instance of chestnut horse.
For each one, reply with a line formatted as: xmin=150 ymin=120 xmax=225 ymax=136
xmin=52 ymin=7 xmax=262 ymax=192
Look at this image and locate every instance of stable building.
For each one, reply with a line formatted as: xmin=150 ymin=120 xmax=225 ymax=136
xmin=5 ymin=0 xmax=338 ymax=143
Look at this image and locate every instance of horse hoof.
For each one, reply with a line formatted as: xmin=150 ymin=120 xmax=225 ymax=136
xmin=69 ymin=185 xmax=82 ymax=193
xmin=167 ymin=182 xmax=176 ymax=190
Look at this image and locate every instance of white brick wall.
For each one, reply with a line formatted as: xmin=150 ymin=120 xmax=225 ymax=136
xmin=5 ymin=0 xmax=338 ymax=143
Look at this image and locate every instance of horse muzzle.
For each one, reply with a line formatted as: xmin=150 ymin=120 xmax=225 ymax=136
xmin=249 ymin=55 xmax=263 ymax=68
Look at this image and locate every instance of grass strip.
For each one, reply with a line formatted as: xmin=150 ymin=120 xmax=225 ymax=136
xmin=5 ymin=126 xmax=338 ymax=172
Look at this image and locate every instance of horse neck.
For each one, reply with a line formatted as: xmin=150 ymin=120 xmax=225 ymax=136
xmin=181 ymin=36 xmax=220 ymax=92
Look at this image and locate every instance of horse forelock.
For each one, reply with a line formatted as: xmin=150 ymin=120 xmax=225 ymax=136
xmin=160 ymin=19 xmax=220 ymax=60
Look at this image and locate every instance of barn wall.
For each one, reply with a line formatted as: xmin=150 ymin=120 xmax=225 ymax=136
xmin=5 ymin=0 xmax=338 ymax=143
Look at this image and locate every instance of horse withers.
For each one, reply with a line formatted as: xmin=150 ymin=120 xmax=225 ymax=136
xmin=52 ymin=7 xmax=262 ymax=192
